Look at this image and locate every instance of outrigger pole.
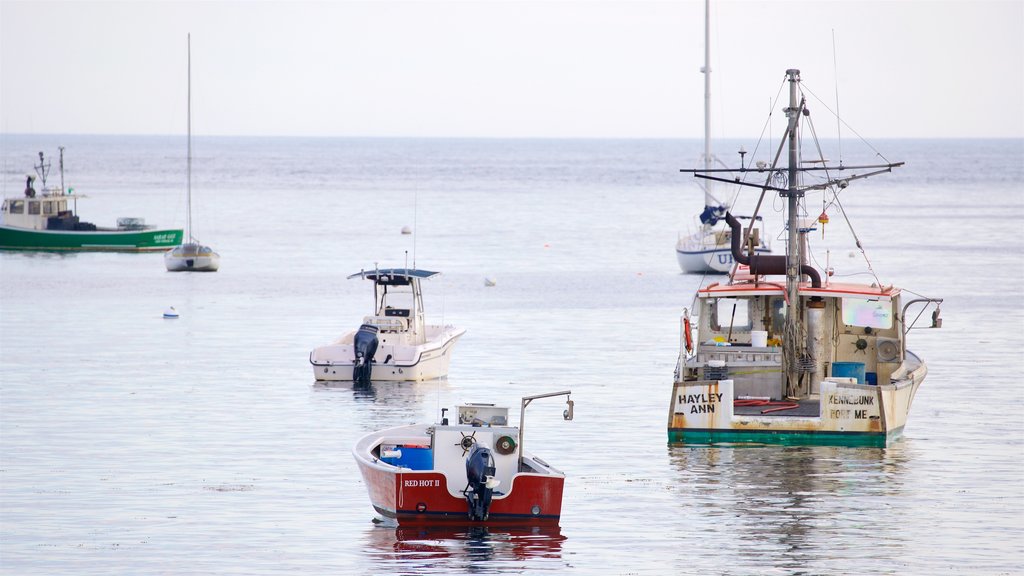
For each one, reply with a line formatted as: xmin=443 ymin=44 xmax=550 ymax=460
xmin=681 ymin=69 xmax=904 ymax=396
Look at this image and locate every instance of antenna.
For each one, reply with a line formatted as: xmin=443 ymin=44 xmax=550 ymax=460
xmin=34 ymin=151 xmax=50 ymax=188
xmin=187 ymin=33 xmax=193 ymax=242
xmin=59 ymin=146 xmax=65 ymax=194
xmin=832 ymin=29 xmax=843 ymax=165
xmin=412 ymin=187 xmax=418 ymax=268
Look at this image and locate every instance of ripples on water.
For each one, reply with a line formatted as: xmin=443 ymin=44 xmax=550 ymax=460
xmin=1 ymin=136 xmax=1022 ymax=574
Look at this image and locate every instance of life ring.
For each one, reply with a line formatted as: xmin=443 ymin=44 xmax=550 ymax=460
xmin=684 ymin=317 xmax=694 ymax=354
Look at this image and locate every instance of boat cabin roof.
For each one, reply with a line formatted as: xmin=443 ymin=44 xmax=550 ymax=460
xmin=698 ymin=280 xmax=901 ymax=302
xmin=347 ymin=268 xmax=439 ymax=284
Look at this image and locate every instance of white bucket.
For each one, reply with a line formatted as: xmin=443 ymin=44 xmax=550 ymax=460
xmin=751 ymin=330 xmax=768 ymax=348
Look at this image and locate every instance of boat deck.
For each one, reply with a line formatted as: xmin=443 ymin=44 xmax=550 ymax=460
xmin=732 ymin=398 xmax=821 ymax=417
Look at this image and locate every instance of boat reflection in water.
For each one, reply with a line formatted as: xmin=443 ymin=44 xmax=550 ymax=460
xmin=364 ymin=523 xmax=566 ymax=566
xmin=312 ymin=377 xmax=453 ymax=405
xmin=666 ymin=444 xmax=913 ymax=568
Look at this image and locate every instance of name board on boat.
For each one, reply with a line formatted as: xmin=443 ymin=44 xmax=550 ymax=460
xmin=824 ymin=391 xmax=878 ymax=420
xmin=675 ymin=391 xmax=724 ymax=415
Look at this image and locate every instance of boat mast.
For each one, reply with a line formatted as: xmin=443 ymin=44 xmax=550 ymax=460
xmin=783 ymin=68 xmax=803 ymax=396
xmin=186 ymin=33 xmax=193 ymax=243
xmin=703 ymin=0 xmax=711 ymax=176
xmin=700 ymin=0 xmax=716 ymax=210
xmin=59 ymin=146 xmax=65 ymax=195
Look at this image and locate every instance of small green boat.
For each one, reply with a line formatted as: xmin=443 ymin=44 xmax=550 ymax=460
xmin=0 ymin=150 xmax=182 ymax=252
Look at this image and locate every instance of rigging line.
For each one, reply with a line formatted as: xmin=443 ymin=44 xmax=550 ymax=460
xmin=805 ymin=114 xmax=835 ymax=189
xmin=800 ymin=82 xmax=891 ymax=164
xmin=687 ymin=231 xmax=718 ymax=316
xmin=736 ymin=78 xmax=788 ymax=189
xmin=831 ymin=192 xmax=883 ymax=288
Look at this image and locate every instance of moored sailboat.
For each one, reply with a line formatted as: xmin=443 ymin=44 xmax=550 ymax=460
xmin=668 ymin=69 xmax=942 ymax=447
xmin=676 ymin=0 xmax=771 ymax=274
xmin=165 ymin=34 xmax=219 ymax=273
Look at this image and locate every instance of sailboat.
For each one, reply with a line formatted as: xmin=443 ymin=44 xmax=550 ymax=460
xmin=675 ymin=0 xmax=770 ymax=274
xmin=165 ymin=34 xmax=220 ymax=273
xmin=668 ymin=69 xmax=943 ymax=446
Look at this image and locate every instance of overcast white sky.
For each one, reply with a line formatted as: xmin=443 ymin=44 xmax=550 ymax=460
xmin=1 ymin=0 xmax=1021 ymax=138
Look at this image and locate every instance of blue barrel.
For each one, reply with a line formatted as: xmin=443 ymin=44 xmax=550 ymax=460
xmin=382 ymin=446 xmax=433 ymax=470
xmin=831 ymin=361 xmax=866 ymax=384
xmin=398 ymin=446 xmax=433 ymax=470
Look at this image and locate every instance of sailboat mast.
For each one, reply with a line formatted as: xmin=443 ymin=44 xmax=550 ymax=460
xmin=783 ymin=68 xmax=803 ymax=395
xmin=186 ymin=33 xmax=193 ymax=242
xmin=703 ymin=0 xmax=711 ymax=175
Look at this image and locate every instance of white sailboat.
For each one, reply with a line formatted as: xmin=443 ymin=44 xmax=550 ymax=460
xmin=165 ymin=34 xmax=220 ymax=273
xmin=675 ymin=0 xmax=770 ymax=274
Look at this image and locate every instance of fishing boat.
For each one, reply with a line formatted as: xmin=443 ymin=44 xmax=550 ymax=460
xmin=0 ymin=149 xmax=182 ymax=252
xmin=676 ymin=0 xmax=771 ymax=274
xmin=165 ymin=34 xmax=220 ymax=272
xmin=668 ymin=69 xmax=943 ymax=447
xmin=354 ymin=391 xmax=573 ymax=525
xmin=310 ymin=268 xmax=465 ymax=383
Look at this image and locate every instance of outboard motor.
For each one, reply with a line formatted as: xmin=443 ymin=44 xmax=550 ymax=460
xmin=352 ymin=324 xmax=379 ymax=385
xmin=464 ymin=444 xmax=498 ymax=521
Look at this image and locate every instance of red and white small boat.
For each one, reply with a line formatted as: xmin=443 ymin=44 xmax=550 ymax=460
xmin=353 ymin=391 xmax=573 ymax=525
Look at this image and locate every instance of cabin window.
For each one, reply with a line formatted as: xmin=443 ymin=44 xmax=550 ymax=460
xmin=9 ymin=200 xmax=24 ymax=214
xmin=842 ymin=298 xmax=893 ymax=329
xmin=43 ymin=201 xmax=54 ymax=214
xmin=771 ymin=298 xmax=786 ymax=334
xmin=28 ymin=201 xmax=40 ymax=215
xmin=711 ymin=298 xmax=751 ymax=332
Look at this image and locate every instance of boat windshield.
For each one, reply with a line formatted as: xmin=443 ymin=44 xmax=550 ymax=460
xmin=377 ymin=284 xmax=416 ymax=316
xmin=841 ymin=298 xmax=893 ymax=329
xmin=710 ymin=298 xmax=751 ymax=332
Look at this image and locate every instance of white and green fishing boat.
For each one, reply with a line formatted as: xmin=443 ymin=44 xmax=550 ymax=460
xmin=668 ymin=69 xmax=943 ymax=447
xmin=0 ymin=149 xmax=182 ymax=252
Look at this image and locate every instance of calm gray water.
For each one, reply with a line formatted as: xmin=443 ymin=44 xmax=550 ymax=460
xmin=1 ymin=135 xmax=1022 ymax=575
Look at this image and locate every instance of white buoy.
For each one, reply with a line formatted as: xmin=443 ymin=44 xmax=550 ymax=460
xmin=484 ymin=277 xmax=497 ymax=287
xmin=401 ymin=225 xmax=412 ymax=235
xmin=163 ymin=306 xmax=179 ymax=319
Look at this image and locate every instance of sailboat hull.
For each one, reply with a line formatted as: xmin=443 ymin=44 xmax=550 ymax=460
xmin=164 ymin=242 xmax=220 ymax=271
xmin=676 ymin=230 xmax=771 ymax=274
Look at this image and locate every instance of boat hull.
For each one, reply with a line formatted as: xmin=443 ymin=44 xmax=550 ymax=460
xmin=676 ymin=233 xmax=771 ymax=274
xmin=354 ymin=424 xmax=564 ymax=526
xmin=165 ymin=243 xmax=220 ymax=272
xmin=0 ymin=224 xmax=182 ymax=252
xmin=358 ymin=464 xmax=564 ymax=526
xmin=667 ymin=369 xmax=925 ymax=448
xmin=310 ymin=328 xmax=465 ymax=382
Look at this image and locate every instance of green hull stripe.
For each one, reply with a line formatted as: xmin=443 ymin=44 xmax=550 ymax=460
xmin=0 ymin=226 xmax=182 ymax=252
xmin=668 ymin=427 xmax=904 ymax=448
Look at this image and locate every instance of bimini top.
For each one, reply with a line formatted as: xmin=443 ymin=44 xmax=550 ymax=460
xmin=347 ymin=268 xmax=440 ymax=282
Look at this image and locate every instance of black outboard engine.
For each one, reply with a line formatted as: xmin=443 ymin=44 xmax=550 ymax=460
xmin=464 ymin=444 xmax=497 ymax=521
xmin=352 ymin=324 xmax=379 ymax=385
